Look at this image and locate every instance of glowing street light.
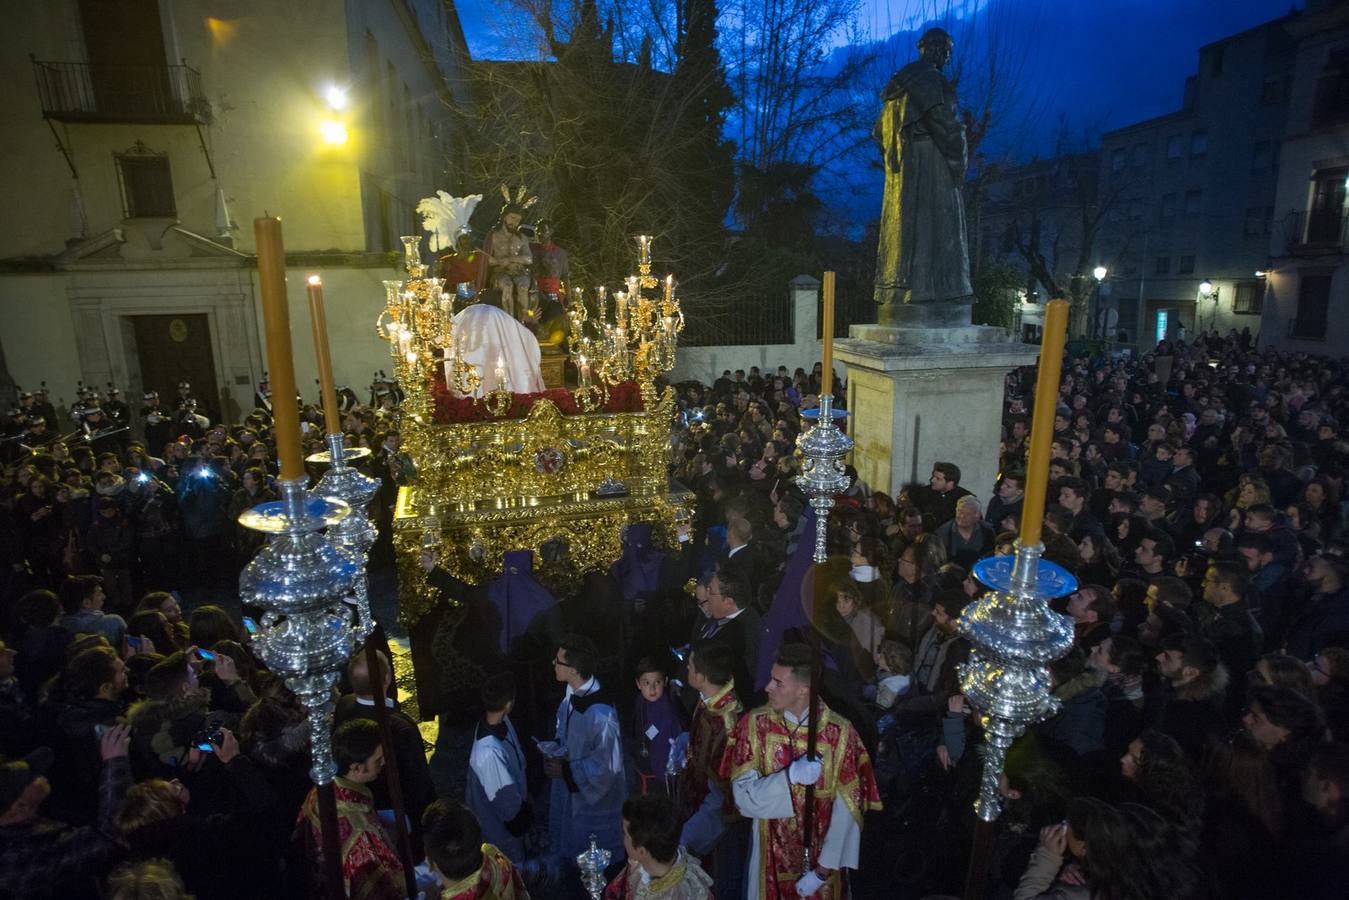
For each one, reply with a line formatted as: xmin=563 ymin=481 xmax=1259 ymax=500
xmin=324 ymin=85 xmax=348 ymax=110
xmin=320 ymin=120 xmax=348 ymax=145
xmin=1093 ymin=265 xmax=1107 ymax=281
xmin=1199 ymin=280 xmax=1214 ymax=295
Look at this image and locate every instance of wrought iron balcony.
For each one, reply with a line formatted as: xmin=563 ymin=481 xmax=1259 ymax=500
xmin=1287 ymin=316 xmax=1327 ymax=341
xmin=1283 ymin=207 xmax=1349 ymax=255
xmin=31 ymin=58 xmax=210 ymax=125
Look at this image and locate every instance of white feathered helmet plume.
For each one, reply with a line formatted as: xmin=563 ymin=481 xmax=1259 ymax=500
xmin=416 ymin=191 xmax=482 ymax=252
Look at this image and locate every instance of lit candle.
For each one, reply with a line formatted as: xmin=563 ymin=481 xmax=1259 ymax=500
xmin=821 ymin=270 xmax=835 ymax=401
xmin=305 ymin=275 xmax=342 ymax=435
xmin=398 ymin=330 xmax=412 ymax=357
xmin=1019 ymin=298 xmax=1070 ymax=546
xmin=254 ymin=217 xmax=304 ymax=481
xmin=664 ymin=274 xmax=675 ymax=304
xmin=579 ymin=354 xmax=591 ymax=387
xmin=495 ymin=354 xmax=506 ymax=387
xmin=440 ymin=292 xmax=451 ymax=315
xmin=636 ymin=234 xmax=652 ymax=266
xmin=662 ymin=315 xmax=675 ymax=339
xmin=615 ymin=291 xmax=628 ymax=326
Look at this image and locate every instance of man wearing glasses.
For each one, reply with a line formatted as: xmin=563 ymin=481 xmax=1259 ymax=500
xmin=542 ymin=635 xmax=627 ymax=862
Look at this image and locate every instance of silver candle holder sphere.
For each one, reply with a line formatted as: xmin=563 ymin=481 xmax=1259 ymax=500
xmin=958 ymin=543 xmax=1076 ymax=822
xmin=308 ymin=433 xmax=380 ymax=643
xmin=795 ymin=394 xmax=853 ymax=563
xmin=238 ymin=477 xmax=361 ymax=786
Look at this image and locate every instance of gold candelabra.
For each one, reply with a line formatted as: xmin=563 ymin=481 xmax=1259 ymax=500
xmin=376 ymin=236 xmax=482 ymax=398
xmin=566 ymin=235 xmax=683 ymax=394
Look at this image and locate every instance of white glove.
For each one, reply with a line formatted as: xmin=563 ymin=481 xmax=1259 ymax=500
xmin=795 ymin=870 xmax=826 ymax=897
xmin=787 ymin=756 xmax=822 ymax=785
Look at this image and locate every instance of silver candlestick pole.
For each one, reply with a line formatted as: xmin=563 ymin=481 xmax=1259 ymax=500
xmin=959 ymin=544 xmax=1076 ymax=823
xmin=238 ymin=477 xmax=360 ymax=787
xmin=795 ymin=394 xmax=853 ymax=563
xmin=309 ymin=434 xmax=380 ymax=643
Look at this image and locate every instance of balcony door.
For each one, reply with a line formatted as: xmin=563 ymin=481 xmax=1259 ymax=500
xmin=78 ymin=0 xmax=170 ymax=115
xmin=1308 ymin=168 xmax=1348 ymax=244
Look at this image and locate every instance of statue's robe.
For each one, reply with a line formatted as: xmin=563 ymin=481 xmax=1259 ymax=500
xmin=874 ymin=60 xmax=973 ymax=306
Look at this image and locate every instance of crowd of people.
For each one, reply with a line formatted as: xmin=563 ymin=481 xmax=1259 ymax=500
xmin=2 ymin=327 xmax=1348 ymax=899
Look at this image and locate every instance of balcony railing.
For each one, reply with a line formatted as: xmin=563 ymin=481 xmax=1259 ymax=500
xmin=1287 ymin=316 xmax=1327 ymax=341
xmin=1283 ymin=207 xmax=1349 ymax=254
xmin=32 ymin=58 xmax=210 ymax=125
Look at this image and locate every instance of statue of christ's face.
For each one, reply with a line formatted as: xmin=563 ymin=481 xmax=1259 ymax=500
xmin=504 ymin=213 xmax=522 ymax=233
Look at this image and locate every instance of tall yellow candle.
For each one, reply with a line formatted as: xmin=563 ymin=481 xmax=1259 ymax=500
xmin=1019 ymin=298 xmax=1070 ymax=546
xmin=821 ymin=270 xmax=835 ymax=400
xmin=254 ymin=217 xmax=304 ymax=482
xmin=306 ymin=275 xmax=342 ymax=436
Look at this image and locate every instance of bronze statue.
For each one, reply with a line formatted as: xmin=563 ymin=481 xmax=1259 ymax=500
xmin=874 ymin=28 xmax=973 ymax=321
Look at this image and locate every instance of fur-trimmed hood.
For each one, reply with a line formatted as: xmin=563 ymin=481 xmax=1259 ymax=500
xmin=1054 ymin=668 xmax=1107 ymax=702
xmin=1174 ymin=662 xmax=1229 ymax=703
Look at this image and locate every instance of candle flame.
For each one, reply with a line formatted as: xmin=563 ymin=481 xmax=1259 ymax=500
xmin=307 ymin=274 xmax=321 ymax=286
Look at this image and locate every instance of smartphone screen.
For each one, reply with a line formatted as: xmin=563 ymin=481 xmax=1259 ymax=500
xmin=126 ymin=635 xmax=143 ymax=649
xmin=242 ymin=617 xmax=259 ymax=636
xmin=195 ymin=742 xmax=215 ymax=753
xmin=196 ymin=649 xmax=216 ymax=662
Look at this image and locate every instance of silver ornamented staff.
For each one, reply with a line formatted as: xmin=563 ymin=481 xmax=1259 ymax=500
xmin=792 ymin=270 xmax=854 ymax=876
xmin=238 ymin=478 xmax=358 ymax=900
xmin=245 ymin=217 xmax=360 ymax=900
xmin=309 ymin=431 xmax=379 ymax=639
xmin=959 ymin=298 xmax=1075 ymax=900
xmin=795 ymin=393 xmax=853 ymax=566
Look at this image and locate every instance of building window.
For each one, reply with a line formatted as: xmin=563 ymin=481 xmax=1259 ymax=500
xmin=1261 ymin=76 xmax=1286 ymax=105
xmin=1312 ymin=47 xmax=1349 ymax=128
xmin=1233 ymin=281 xmax=1264 ymax=315
xmin=115 ymin=146 xmax=174 ymax=218
xmin=1167 ymin=135 xmax=1185 ymax=159
xmin=1161 ymin=192 xmax=1178 ymax=220
xmin=1293 ymin=274 xmax=1331 ymax=339
xmin=1178 ymin=255 xmax=1195 ymax=274
xmin=1112 ymin=148 xmax=1127 ymax=171
xmin=1251 ymin=141 xmax=1271 ymax=171
xmin=1132 ymin=143 xmax=1148 ymax=166
xmin=1185 ymin=189 xmax=1203 ymax=215
xmin=1190 ymin=131 xmax=1208 ymax=157
xmin=1156 ymin=256 xmax=1171 ymax=275
xmin=1308 ymin=167 xmax=1348 ymax=243
xmin=1244 ymin=207 xmax=1267 ymax=236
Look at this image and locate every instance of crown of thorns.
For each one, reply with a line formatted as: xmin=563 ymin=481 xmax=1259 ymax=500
xmin=498 ymin=183 xmax=538 ymax=218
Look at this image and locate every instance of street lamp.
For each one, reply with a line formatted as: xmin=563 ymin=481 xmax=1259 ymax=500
xmin=1198 ymin=281 xmax=1217 ymax=333
xmin=1091 ymin=266 xmax=1107 ymax=338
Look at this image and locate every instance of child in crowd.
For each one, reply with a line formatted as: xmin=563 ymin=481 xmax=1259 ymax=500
xmin=630 ymin=657 xmax=686 ymax=796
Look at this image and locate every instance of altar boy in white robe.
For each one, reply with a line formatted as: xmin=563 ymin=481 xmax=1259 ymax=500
xmin=466 ymin=672 xmax=530 ymax=861
xmin=541 ymin=634 xmax=628 ymax=861
xmin=723 ymin=643 xmax=881 ymax=899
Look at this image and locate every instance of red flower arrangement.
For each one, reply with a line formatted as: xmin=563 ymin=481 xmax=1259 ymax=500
xmin=430 ymin=375 xmax=645 ymax=424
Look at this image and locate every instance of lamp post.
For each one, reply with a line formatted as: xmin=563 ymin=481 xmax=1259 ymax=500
xmin=1199 ymin=280 xmax=1216 ymax=333
xmin=1092 ymin=266 xmax=1107 ymax=339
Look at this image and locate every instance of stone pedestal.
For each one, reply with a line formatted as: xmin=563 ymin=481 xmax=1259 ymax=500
xmin=836 ymin=323 xmax=1039 ymax=504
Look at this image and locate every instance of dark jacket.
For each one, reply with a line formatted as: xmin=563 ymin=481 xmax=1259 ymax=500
xmin=690 ymin=608 xmax=762 ymax=705
xmin=1036 ymin=670 xmax=1107 ymax=759
xmin=0 ymin=757 xmax=131 ymax=899
xmin=1150 ymin=664 xmax=1230 ymax=759
xmin=1283 ymin=585 xmax=1349 ymax=660
xmin=50 ymin=696 xmax=123 ymax=822
xmin=332 ymin=693 xmax=437 ymax=825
